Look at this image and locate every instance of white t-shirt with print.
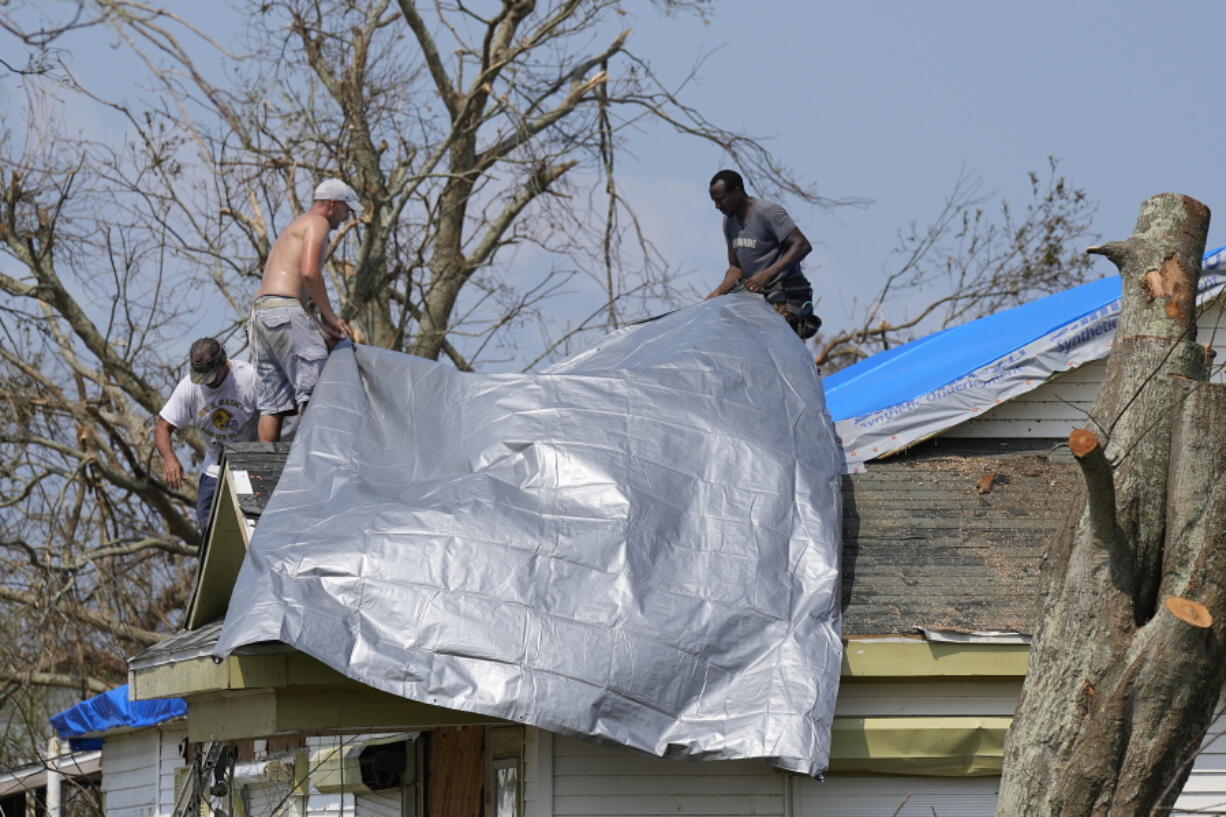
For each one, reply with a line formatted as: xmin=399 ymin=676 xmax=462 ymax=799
xmin=159 ymin=359 xmax=259 ymax=478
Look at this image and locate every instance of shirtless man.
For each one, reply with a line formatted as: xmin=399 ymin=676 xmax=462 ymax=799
xmin=250 ymin=178 xmax=361 ymax=442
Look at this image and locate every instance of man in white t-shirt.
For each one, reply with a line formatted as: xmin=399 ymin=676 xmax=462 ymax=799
xmin=155 ymin=337 xmax=259 ymax=535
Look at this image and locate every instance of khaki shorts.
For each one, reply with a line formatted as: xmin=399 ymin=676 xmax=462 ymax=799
xmin=249 ymin=296 xmax=329 ymax=414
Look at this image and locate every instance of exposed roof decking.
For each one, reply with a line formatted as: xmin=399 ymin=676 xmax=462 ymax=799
xmin=840 ymin=439 xmax=1076 ymax=637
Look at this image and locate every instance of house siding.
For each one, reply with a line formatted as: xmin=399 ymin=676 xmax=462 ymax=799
xmin=102 ymin=731 xmax=160 ymax=817
xmin=354 ymin=791 xmax=400 ymax=817
xmin=551 ymin=737 xmax=784 ymax=817
xmin=794 ymin=776 xmax=1000 ymax=817
xmin=245 ymin=780 xmax=302 ymax=817
xmin=102 ymin=727 xmax=186 ymax=817
xmin=948 ymin=300 xmax=1226 ymax=439
xmin=537 ymin=686 xmax=1225 ymax=817
xmin=1174 ymin=725 xmax=1226 ymax=816
xmin=523 ymin=729 xmax=550 ymax=817
xmin=157 ymin=726 xmax=187 ymax=817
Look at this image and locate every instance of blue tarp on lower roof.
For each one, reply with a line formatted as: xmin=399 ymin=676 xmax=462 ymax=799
xmin=49 ymin=686 xmax=185 ymax=750
xmin=824 ymin=245 xmax=1226 ymax=422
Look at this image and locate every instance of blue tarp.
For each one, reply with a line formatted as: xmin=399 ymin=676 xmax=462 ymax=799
xmin=49 ymin=686 xmax=185 ymax=750
xmin=824 ymin=276 xmax=1123 ymax=421
xmin=824 ymin=245 xmax=1226 ymax=470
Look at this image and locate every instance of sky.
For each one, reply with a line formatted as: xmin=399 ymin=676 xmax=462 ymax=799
xmin=5 ymin=0 xmax=1226 ymax=367
xmin=610 ymin=0 xmax=1226 ymax=322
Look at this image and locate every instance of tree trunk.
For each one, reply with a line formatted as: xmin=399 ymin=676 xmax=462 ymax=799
xmin=997 ymin=194 xmax=1226 ymax=816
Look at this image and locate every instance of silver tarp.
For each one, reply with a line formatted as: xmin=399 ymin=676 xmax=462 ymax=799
xmin=213 ymin=293 xmax=844 ymax=775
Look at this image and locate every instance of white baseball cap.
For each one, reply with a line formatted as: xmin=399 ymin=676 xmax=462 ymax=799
xmin=313 ymin=178 xmax=363 ymax=217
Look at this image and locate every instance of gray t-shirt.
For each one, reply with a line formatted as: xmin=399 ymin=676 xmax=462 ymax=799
xmin=722 ymin=199 xmax=804 ymax=282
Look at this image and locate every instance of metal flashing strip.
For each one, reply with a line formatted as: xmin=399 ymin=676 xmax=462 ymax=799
xmin=231 ymin=469 xmax=255 ymax=496
xmin=921 ymin=628 xmax=1032 ymax=645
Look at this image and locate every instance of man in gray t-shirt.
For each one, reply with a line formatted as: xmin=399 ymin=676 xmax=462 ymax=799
xmin=706 ymin=169 xmax=820 ymax=338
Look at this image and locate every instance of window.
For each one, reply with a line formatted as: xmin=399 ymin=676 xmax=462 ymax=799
xmin=486 ymin=727 xmax=523 ymax=817
xmin=490 ymin=760 xmax=518 ymax=817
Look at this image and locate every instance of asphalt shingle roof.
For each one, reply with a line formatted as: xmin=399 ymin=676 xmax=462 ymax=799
xmin=144 ymin=437 xmax=1077 ymax=667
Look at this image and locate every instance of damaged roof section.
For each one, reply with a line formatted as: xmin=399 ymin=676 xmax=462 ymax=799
xmin=185 ymin=436 xmax=1074 ymax=648
xmin=841 ymin=438 xmax=1076 ymax=637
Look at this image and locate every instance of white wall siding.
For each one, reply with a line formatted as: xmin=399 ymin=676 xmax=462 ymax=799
xmin=794 ymin=776 xmax=999 ymax=817
xmin=1173 ymin=718 xmax=1226 ymax=816
xmin=949 ymin=361 xmax=1103 ymax=438
xmin=948 ymin=300 xmax=1226 ymax=439
xmin=523 ymin=728 xmax=551 ymax=817
xmin=354 ymin=791 xmax=400 ymax=817
xmin=157 ymin=726 xmax=187 ymax=817
xmin=305 ymin=791 xmax=355 ymax=817
xmin=551 ymin=737 xmax=783 ymax=817
xmin=246 ymin=780 xmax=302 ymax=817
xmin=1200 ymin=298 xmax=1226 ymax=376
xmin=103 ymin=731 xmax=160 ymax=817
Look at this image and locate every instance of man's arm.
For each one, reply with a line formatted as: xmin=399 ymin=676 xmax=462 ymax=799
xmin=743 ymin=228 xmax=813 ymax=293
xmin=299 ymin=216 xmax=352 ymax=340
xmin=154 ymin=418 xmax=183 ymax=489
xmin=706 ymin=244 xmax=745 ymax=299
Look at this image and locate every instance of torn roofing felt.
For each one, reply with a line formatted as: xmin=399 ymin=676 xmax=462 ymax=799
xmin=213 ymin=293 xmax=844 ymax=776
xmin=826 ymin=245 xmax=1226 ymax=470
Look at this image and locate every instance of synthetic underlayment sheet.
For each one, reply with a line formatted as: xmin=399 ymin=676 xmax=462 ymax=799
xmin=214 ymin=293 xmax=844 ymax=776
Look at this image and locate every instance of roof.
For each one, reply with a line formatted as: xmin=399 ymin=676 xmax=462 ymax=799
xmin=826 ymin=277 xmax=1122 ymax=421
xmin=212 ymin=442 xmax=292 ymax=517
xmin=840 ymin=438 xmax=1075 ymax=636
xmin=0 ymin=751 xmax=101 ymax=797
xmin=826 ymin=245 xmax=1226 ymax=469
xmin=49 ymin=685 xmax=185 ymax=750
xmin=156 ymin=437 xmax=1073 ymax=651
xmin=164 ymin=303 xmax=851 ymax=775
xmin=186 ymin=442 xmax=291 ymax=627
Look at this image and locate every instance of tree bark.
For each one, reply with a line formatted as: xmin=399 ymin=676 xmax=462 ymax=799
xmin=997 ymin=194 xmax=1226 ymax=816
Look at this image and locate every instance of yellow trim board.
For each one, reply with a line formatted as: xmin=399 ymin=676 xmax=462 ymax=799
xmin=185 ymin=474 xmax=249 ymax=629
xmin=842 ymin=639 xmax=1029 ymax=677
xmin=131 ymin=651 xmax=361 ymax=700
xmin=183 ymin=691 xmax=1006 ymax=778
xmin=186 ymin=687 xmax=504 ymax=742
xmin=828 ymin=716 xmax=1010 ymax=776
xmin=132 ymin=640 xmax=1032 ymax=702
xmin=136 ymin=646 xmax=1016 ymax=776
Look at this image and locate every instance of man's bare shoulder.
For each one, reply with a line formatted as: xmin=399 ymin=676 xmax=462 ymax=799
xmin=281 ymin=210 xmax=330 ymax=240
